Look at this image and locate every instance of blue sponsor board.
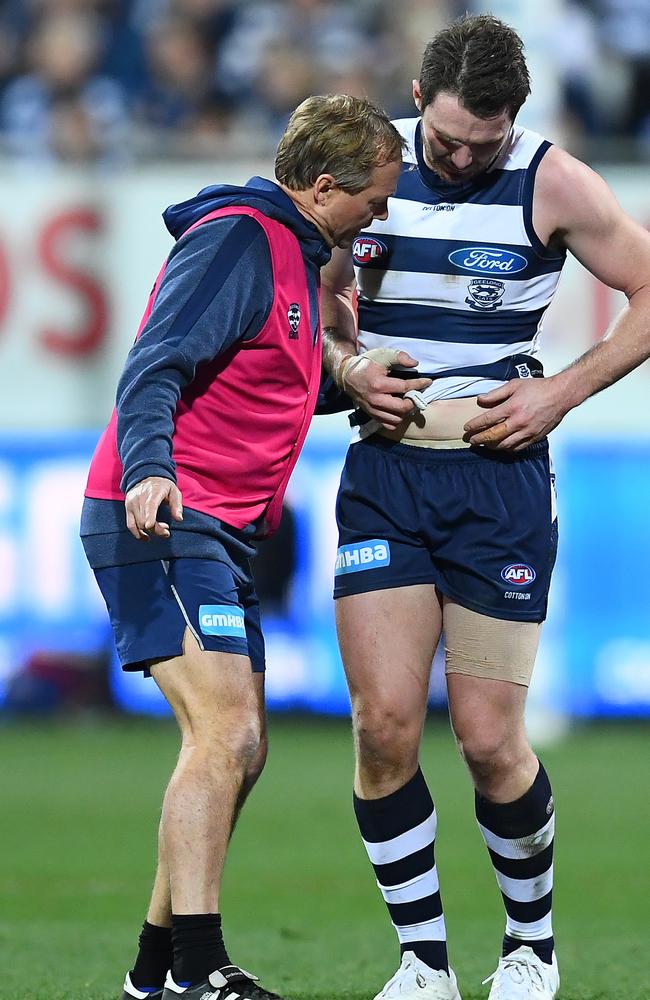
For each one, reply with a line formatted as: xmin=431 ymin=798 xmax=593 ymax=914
xmin=1 ymin=433 xmax=650 ymax=717
xmin=559 ymin=441 xmax=650 ymax=716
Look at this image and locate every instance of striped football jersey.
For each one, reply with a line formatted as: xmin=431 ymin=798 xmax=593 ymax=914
xmin=353 ymin=117 xmax=566 ymax=402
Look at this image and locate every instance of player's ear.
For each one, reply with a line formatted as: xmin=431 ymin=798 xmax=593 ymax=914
xmin=314 ymin=174 xmax=336 ymax=204
xmin=413 ymin=79 xmax=422 ymax=112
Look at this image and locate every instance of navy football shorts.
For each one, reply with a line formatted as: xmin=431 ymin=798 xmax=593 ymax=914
xmin=334 ymin=436 xmax=558 ymax=623
xmin=94 ymin=556 xmax=265 ymax=674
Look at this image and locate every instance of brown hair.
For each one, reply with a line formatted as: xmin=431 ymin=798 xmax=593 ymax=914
xmin=275 ymin=94 xmax=405 ymax=194
xmin=419 ymin=14 xmax=531 ymax=121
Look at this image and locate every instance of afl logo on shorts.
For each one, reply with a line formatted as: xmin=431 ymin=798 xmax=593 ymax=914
xmin=353 ymin=237 xmax=388 ymax=266
xmin=501 ymin=563 xmax=536 ymax=586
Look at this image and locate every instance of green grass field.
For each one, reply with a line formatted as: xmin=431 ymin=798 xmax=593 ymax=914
xmin=1 ymin=716 xmax=648 ymax=1000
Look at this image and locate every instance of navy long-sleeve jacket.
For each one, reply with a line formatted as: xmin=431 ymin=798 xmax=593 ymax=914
xmin=81 ymin=176 xmax=330 ymax=568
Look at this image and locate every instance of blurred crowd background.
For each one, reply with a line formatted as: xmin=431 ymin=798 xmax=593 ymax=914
xmin=0 ymin=0 xmax=650 ymax=167
xmin=1 ymin=0 xmax=650 ymax=722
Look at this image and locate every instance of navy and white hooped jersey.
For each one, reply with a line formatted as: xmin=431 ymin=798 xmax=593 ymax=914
xmin=352 ymin=117 xmax=567 ymax=402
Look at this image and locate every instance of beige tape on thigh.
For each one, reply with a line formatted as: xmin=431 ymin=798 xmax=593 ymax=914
xmin=443 ymin=599 xmax=542 ymax=687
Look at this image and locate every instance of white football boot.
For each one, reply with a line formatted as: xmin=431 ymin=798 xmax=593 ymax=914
xmin=373 ymin=951 xmax=462 ymax=999
xmin=483 ymin=946 xmax=559 ymax=999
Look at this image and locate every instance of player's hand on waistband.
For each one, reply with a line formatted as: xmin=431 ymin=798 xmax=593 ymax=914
xmin=463 ymin=376 xmax=569 ymax=450
xmin=125 ymin=476 xmax=184 ymax=541
xmin=338 ymin=348 xmax=433 ymax=429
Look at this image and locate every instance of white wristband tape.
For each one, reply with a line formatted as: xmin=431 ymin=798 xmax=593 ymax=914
xmin=339 ymin=355 xmax=368 ymax=392
xmin=338 ymin=348 xmax=405 ymax=392
xmin=404 ymin=388 xmax=428 ymax=412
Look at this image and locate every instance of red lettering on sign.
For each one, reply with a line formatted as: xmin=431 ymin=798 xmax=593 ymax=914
xmin=38 ymin=209 xmax=109 ymax=356
xmin=0 ymin=235 xmax=10 ymax=335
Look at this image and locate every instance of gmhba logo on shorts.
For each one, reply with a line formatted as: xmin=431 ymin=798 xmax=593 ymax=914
xmin=199 ymin=604 xmax=246 ymax=637
xmin=335 ymin=539 xmax=390 ymax=575
xmin=500 ymin=563 xmax=536 ymax=586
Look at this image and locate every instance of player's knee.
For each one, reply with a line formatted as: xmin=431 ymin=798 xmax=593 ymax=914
xmin=244 ymin=730 xmax=268 ymax=789
xmin=455 ymin=726 xmax=525 ymax=779
xmin=236 ymin=713 xmax=264 ymax=768
xmin=229 ymin=703 xmax=264 ymax=767
xmin=185 ymin=701 xmax=262 ymax=770
xmin=353 ymin=701 xmax=419 ymax=770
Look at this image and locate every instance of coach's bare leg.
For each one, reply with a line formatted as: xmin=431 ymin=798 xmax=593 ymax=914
xmin=143 ymin=671 xmax=267 ymax=926
xmin=150 ymin=630 xmax=262 ymax=914
xmin=337 ymin=584 xmax=442 ymax=798
xmin=447 ymin=673 xmax=538 ymax=802
xmin=146 ymin=825 xmax=172 ymax=926
xmin=234 ymin=672 xmax=268 ymax=827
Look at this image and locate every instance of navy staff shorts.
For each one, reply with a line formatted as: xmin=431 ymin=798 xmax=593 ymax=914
xmin=94 ymin=556 xmax=265 ymax=674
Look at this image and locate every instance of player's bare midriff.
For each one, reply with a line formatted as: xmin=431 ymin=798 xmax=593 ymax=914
xmin=377 ymin=395 xmax=482 ymax=448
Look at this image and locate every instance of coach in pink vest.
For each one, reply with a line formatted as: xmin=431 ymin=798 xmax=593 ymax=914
xmin=80 ymin=95 xmax=403 ymax=1000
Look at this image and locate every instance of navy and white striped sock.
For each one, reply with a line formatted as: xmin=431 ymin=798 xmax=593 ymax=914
xmin=353 ymin=768 xmax=448 ymax=973
xmin=475 ymin=762 xmax=555 ymax=965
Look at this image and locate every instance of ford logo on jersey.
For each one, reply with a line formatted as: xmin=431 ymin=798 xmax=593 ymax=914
xmin=449 ymin=247 xmax=528 ymax=274
xmin=352 ymin=237 xmax=388 ymax=265
xmin=501 ymin=563 xmax=537 ymax=586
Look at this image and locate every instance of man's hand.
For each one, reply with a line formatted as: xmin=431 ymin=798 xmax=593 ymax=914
xmin=125 ymin=477 xmax=183 ymax=541
xmin=463 ymin=377 xmax=571 ymax=450
xmin=341 ymin=348 xmax=432 ymax=429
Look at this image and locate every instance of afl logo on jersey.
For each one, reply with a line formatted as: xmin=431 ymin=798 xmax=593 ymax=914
xmin=353 ymin=237 xmax=388 ymax=266
xmin=501 ymin=563 xmax=536 ymax=586
xmin=449 ymin=247 xmax=528 ymax=274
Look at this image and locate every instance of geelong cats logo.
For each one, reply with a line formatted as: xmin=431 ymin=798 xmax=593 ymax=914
xmin=288 ymin=302 xmax=301 ymax=339
xmin=465 ymin=278 xmax=505 ymax=311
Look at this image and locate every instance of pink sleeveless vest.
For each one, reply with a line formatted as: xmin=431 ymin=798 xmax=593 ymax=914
xmin=85 ymin=206 xmax=322 ymax=537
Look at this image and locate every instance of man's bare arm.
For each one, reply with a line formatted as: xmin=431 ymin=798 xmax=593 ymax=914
xmin=465 ymin=148 xmax=650 ymax=449
xmin=320 ymin=248 xmax=432 ymax=428
xmin=321 ymin=247 xmax=359 ymax=384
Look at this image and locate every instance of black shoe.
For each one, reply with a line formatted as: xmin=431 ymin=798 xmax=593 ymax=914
xmin=121 ymin=971 xmax=164 ymax=999
xmin=162 ymin=964 xmax=284 ymax=999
